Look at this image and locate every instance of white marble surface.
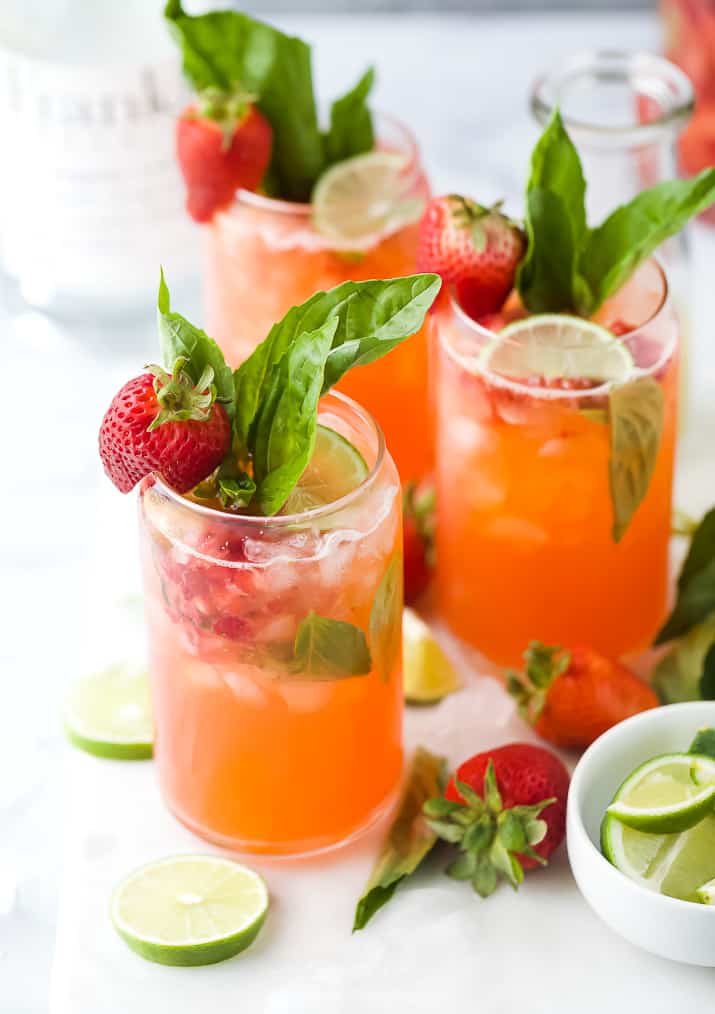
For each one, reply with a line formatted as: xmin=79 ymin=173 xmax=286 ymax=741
xmin=3 ymin=10 xmax=715 ymax=1014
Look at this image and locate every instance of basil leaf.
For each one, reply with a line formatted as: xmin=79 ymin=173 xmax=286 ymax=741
xmin=656 ymin=508 xmax=715 ymax=644
xmin=699 ymin=644 xmax=715 ymax=701
xmin=234 ymin=275 xmax=441 ymax=451
xmin=353 ymin=747 xmax=446 ymax=931
xmin=653 ymin=616 xmax=715 ymax=703
xmin=165 ymin=0 xmax=323 ymax=201
xmin=323 ymin=67 xmax=375 ymax=168
xmin=157 ymin=270 xmax=234 ymax=414
xmin=608 ymin=376 xmax=664 ymax=543
xmin=579 ymin=168 xmax=715 ymax=313
xmin=516 ymin=108 xmax=587 ymax=314
xmin=292 ymin=612 xmax=371 ymax=680
xmin=689 ymin=726 xmax=715 ymax=759
xmin=253 ymin=319 xmax=338 ymax=516
xmin=369 ymin=553 xmax=403 ymax=683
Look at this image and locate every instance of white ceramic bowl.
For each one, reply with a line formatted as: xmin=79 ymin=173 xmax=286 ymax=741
xmin=567 ymin=701 xmax=715 ymax=966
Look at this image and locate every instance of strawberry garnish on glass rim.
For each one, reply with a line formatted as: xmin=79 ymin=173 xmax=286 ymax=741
xmin=176 ymin=83 xmax=273 ymax=223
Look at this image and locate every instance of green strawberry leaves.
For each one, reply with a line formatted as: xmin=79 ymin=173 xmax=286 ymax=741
xmin=608 ymin=377 xmax=665 ymax=542
xmin=517 ymin=109 xmax=715 ymax=316
xmin=291 ymin=612 xmax=371 ymax=680
xmin=165 ymin=1 xmax=375 ymax=202
xmin=157 ymin=269 xmax=234 ymax=414
xmin=234 ymin=274 xmax=440 ymax=514
xmin=353 ymin=747 xmax=447 ymax=931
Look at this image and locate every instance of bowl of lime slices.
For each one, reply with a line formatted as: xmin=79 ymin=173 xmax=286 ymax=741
xmin=567 ymin=701 xmax=715 ymax=966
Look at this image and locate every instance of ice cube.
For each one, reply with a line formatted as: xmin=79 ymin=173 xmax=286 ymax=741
xmin=220 ymin=669 xmax=269 ymax=707
xmin=277 ymin=680 xmax=335 ymax=713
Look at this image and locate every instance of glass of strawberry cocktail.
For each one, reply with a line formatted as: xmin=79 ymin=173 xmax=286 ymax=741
xmin=140 ymin=392 xmax=403 ymax=855
xmin=98 ymin=270 xmax=439 ymax=854
xmin=167 ymin=4 xmax=431 ymax=482
xmin=435 ymin=260 xmax=678 ymax=666
xmin=416 ymin=110 xmax=715 ymax=666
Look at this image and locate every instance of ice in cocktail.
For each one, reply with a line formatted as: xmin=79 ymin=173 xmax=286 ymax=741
xmin=416 ymin=110 xmax=715 ymax=665
xmin=166 ymin=2 xmax=431 ymax=481
xmin=98 ymin=272 xmax=439 ymax=853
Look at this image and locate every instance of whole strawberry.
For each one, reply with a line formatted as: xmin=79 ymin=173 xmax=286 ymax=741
xmin=508 ymin=642 xmax=659 ymax=750
xmin=416 ymin=195 xmax=526 ymax=319
xmin=424 ymin=743 xmax=569 ymax=897
xmin=403 ymin=479 xmax=435 ymax=604
xmin=99 ymin=359 xmax=230 ymax=493
xmin=177 ymin=85 xmax=272 ymax=223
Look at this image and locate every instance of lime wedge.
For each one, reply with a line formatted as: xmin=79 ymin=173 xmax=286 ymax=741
xmin=403 ymin=607 xmax=460 ymax=704
xmin=111 ymin=855 xmax=268 ymax=966
xmin=603 ymin=811 xmax=715 ymax=903
xmin=281 ymin=424 xmax=369 ymax=515
xmin=696 ymin=877 xmax=715 ymax=904
xmin=606 ymin=753 xmax=715 ymax=833
xmin=312 ymin=151 xmax=424 ymax=247
xmin=482 ymin=314 xmax=633 ymax=384
xmin=64 ymin=664 xmax=153 ymax=760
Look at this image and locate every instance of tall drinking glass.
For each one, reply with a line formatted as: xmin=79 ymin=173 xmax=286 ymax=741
xmin=140 ymin=392 xmax=404 ymax=856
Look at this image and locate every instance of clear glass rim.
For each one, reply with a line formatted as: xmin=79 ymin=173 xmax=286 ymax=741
xmin=234 ymin=110 xmax=421 ymax=217
xmin=151 ymin=390 xmax=387 ymax=527
xmin=531 ymin=50 xmax=695 ymax=146
xmin=443 ymin=257 xmax=674 ymax=401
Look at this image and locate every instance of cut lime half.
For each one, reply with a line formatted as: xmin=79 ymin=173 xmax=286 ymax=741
xmin=281 ymin=424 xmax=369 ymax=515
xmin=482 ymin=315 xmax=634 ymax=385
xmin=696 ymin=877 xmax=715 ymax=904
xmin=312 ymin=151 xmax=424 ymax=247
xmin=403 ymin=608 xmax=461 ymax=704
xmin=111 ymin=855 xmax=269 ymax=966
xmin=606 ymin=753 xmax=715 ymax=834
xmin=64 ymin=664 xmax=153 ymax=760
xmin=602 ymin=811 xmax=715 ymax=903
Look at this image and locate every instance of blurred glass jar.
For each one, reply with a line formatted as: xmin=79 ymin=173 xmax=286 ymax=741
xmin=662 ymin=0 xmax=715 ymax=224
xmin=0 ymin=0 xmax=194 ymax=318
xmin=531 ymin=51 xmax=694 ymax=414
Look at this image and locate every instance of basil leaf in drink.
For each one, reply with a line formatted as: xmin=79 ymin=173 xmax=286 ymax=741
xmin=233 ymin=274 xmax=441 ymax=453
xmin=579 ymin=168 xmax=715 ymax=313
xmin=353 ymin=747 xmax=447 ymax=931
xmin=323 ymin=67 xmax=375 ymax=168
xmin=165 ymin=0 xmax=323 ymax=201
xmin=157 ymin=271 xmax=234 ymax=415
xmin=291 ymin=612 xmax=371 ymax=680
xmin=369 ymin=553 xmax=403 ymax=683
xmin=252 ymin=318 xmax=338 ymax=516
xmin=689 ymin=725 xmax=715 ymax=759
xmin=656 ymin=508 xmax=715 ymax=644
xmin=608 ymin=376 xmax=664 ymax=543
xmin=653 ymin=617 xmax=715 ymax=703
xmin=516 ymin=109 xmax=587 ymax=314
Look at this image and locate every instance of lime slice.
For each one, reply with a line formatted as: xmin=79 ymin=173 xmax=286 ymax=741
xmin=312 ymin=151 xmax=424 ymax=247
xmin=482 ymin=314 xmax=634 ymax=384
xmin=606 ymin=753 xmax=715 ymax=833
xmin=696 ymin=877 xmax=715 ymax=904
xmin=64 ymin=664 xmax=153 ymax=760
xmin=403 ymin=607 xmax=461 ymax=704
xmin=603 ymin=811 xmax=715 ymax=903
xmin=281 ymin=424 xmax=369 ymax=515
xmin=111 ymin=855 xmax=268 ymax=966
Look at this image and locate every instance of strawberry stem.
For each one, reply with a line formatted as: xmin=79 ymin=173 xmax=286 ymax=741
xmin=146 ymin=358 xmax=216 ymax=431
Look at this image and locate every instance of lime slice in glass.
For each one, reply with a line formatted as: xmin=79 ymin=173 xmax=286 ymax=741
xmin=606 ymin=753 xmax=715 ymax=833
xmin=64 ymin=664 xmax=153 ymax=760
xmin=281 ymin=424 xmax=369 ymax=515
xmin=403 ymin=607 xmax=460 ymax=704
xmin=482 ymin=314 xmax=634 ymax=384
xmin=111 ymin=855 xmax=268 ymax=966
xmin=312 ymin=151 xmax=424 ymax=247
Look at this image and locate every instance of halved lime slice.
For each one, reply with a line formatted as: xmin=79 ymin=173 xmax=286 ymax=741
xmin=606 ymin=753 xmax=715 ymax=833
xmin=312 ymin=151 xmax=424 ymax=247
xmin=281 ymin=424 xmax=369 ymax=515
xmin=482 ymin=314 xmax=634 ymax=384
xmin=696 ymin=877 xmax=715 ymax=904
xmin=603 ymin=811 xmax=715 ymax=903
xmin=64 ymin=664 xmax=153 ymax=760
xmin=403 ymin=607 xmax=460 ymax=704
xmin=111 ymin=855 xmax=268 ymax=966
